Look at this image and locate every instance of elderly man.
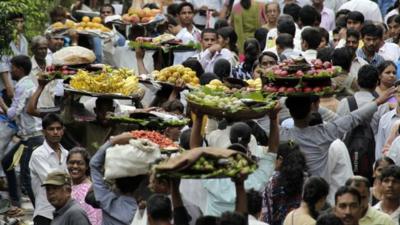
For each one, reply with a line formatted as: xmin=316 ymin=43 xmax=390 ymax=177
xmin=30 ymin=36 xmax=50 ymax=82
xmin=43 ymin=171 xmax=90 ymax=225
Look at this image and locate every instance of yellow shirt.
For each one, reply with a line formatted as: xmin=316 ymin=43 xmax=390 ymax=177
xmin=283 ymin=210 xmax=316 ymax=225
xmin=360 ymin=206 xmax=395 ymax=225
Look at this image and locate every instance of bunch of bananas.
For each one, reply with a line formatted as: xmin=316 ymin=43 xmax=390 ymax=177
xmin=245 ymin=78 xmax=262 ymax=90
xmin=206 ymin=79 xmax=229 ymax=91
xmin=70 ymin=67 xmax=139 ymax=95
xmin=152 ymin=65 xmax=200 ymax=87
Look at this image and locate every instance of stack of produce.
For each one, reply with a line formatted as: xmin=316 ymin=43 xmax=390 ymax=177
xmin=205 ymin=79 xmax=229 ymax=91
xmin=108 ymin=111 xmax=189 ymax=129
xmin=186 ymin=86 xmax=277 ymax=120
xmin=245 ymin=78 xmax=262 ymax=90
xmin=50 ymin=16 xmax=111 ymax=33
xmin=122 ymin=7 xmax=161 ymax=24
xmin=262 ymin=58 xmax=341 ymax=96
xmin=69 ymin=67 xmax=140 ymax=96
xmin=131 ymin=130 xmax=178 ymax=150
xmin=154 ymin=147 xmax=257 ymax=179
xmin=129 ymin=34 xmax=201 ymax=51
xmin=152 ymin=65 xmax=200 ymax=87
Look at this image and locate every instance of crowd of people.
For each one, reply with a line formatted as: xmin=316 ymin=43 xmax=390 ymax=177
xmin=4 ymin=0 xmax=400 ymax=225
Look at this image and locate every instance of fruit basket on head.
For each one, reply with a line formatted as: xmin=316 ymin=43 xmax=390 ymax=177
xmin=151 ymin=65 xmax=200 ymax=89
xmin=261 ymin=57 xmax=342 ymax=96
xmin=186 ymin=85 xmax=277 ymax=121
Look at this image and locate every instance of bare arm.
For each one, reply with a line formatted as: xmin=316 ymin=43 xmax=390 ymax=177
xmin=190 ymin=112 xmax=204 ymax=149
xmin=1 ymin=72 xmax=14 ymax=99
xmin=27 ymin=79 xmax=49 ymax=117
xmin=234 ymin=177 xmax=247 ymax=214
xmin=135 ymin=47 xmax=149 ymax=75
xmin=267 ymin=102 xmax=281 ymax=153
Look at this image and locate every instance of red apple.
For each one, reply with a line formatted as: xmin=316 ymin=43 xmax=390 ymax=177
xmin=279 ymin=70 xmax=288 ymax=77
xmin=295 ymin=70 xmax=304 ymax=77
xmin=314 ymin=59 xmax=323 ymax=69
xmin=303 ymin=87 xmax=313 ymax=93
xmin=265 ymin=86 xmax=278 ymax=92
xmin=62 ymin=70 xmax=69 ymax=75
xmin=286 ymin=87 xmax=295 ymax=93
xmin=323 ymin=61 xmax=332 ymax=69
xmin=313 ymin=87 xmax=322 ymax=92
xmin=278 ymin=87 xmax=287 ymax=93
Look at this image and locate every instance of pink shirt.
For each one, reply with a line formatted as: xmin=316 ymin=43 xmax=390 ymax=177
xmin=72 ymin=182 xmax=102 ymax=225
xmin=320 ymin=7 xmax=335 ymax=31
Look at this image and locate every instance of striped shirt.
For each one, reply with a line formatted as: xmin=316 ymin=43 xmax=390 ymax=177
xmin=356 ymin=48 xmax=385 ymax=67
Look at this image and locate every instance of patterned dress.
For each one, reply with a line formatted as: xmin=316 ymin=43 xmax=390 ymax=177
xmin=261 ymin=171 xmax=302 ymax=225
xmin=72 ymin=182 xmax=102 ymax=225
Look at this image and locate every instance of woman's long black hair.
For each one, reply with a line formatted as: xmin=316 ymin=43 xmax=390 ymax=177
xmin=302 ymin=177 xmax=329 ymax=219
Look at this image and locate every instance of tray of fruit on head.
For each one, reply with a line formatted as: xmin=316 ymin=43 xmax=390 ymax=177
xmin=64 ymin=66 xmax=145 ymax=100
xmin=152 ymin=65 xmax=200 ymax=89
xmin=153 ymin=147 xmax=258 ymax=179
xmin=129 ymin=34 xmax=201 ymax=52
xmin=122 ymin=7 xmax=164 ymax=26
xmin=47 ymin=16 xmax=113 ymax=39
xmin=130 ymin=130 xmax=180 ymax=153
xmin=107 ymin=110 xmax=189 ymax=130
xmin=186 ymin=81 xmax=277 ymax=120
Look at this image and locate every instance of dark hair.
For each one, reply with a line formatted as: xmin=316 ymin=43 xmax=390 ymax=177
xmin=167 ymin=3 xmax=180 ymax=17
xmin=357 ymin=65 xmax=379 ymax=89
xmin=303 ymin=177 xmax=329 ymax=219
xmin=378 ymin=60 xmax=397 ymax=77
xmin=308 ymin=112 xmax=323 ymax=126
xmin=333 ymin=27 xmax=341 ymax=35
xmin=244 ymin=38 xmax=261 ymax=54
xmin=254 ymin=28 xmax=268 ymax=51
xmin=345 ymin=176 xmax=371 ymax=188
xmin=50 ymin=6 xmax=67 ymax=22
xmin=360 ymin=24 xmax=382 ymax=38
xmin=240 ymin=0 xmax=252 ymax=10
xmin=347 ymin=11 xmax=364 ymax=24
xmin=42 ymin=113 xmax=64 ymax=129
xmin=277 ymin=142 xmax=307 ymax=196
xmin=166 ymin=14 xmax=179 ymax=26
xmin=8 ymin=13 xmax=24 ymax=21
xmin=179 ymin=129 xmax=191 ymax=150
xmin=183 ymin=58 xmax=204 ymax=78
xmin=10 ymin=55 xmax=32 ymax=75
xmin=388 ymin=14 xmax=400 ymax=25
xmin=230 ymin=122 xmax=252 ymax=147
xmin=335 ymin=186 xmax=361 ymax=205
xmin=374 ymin=157 xmax=395 ymax=171
xmin=214 ymin=19 xmax=229 ymax=30
xmin=161 ymin=99 xmax=184 ymax=114
xmin=100 ymin=4 xmax=116 ymax=13
xmin=196 ymin=216 xmax=219 ymax=225
xmin=95 ymin=97 xmax=113 ymax=108
xmin=299 ymin=5 xmax=320 ymax=26
xmin=346 ymin=29 xmax=361 ymax=40
xmin=319 ymin=27 xmax=329 ymax=44
xmin=200 ymin=72 xmax=219 ymax=85
xmin=380 ymin=165 xmax=400 ymax=181
xmin=214 ymin=58 xmax=231 ymax=79
xmin=147 ymin=194 xmax=172 ymax=221
xmin=219 ymin=212 xmax=247 ymax=225
xmin=317 ymin=47 xmax=334 ymax=62
xmin=276 ymin=33 xmax=294 ymax=49
xmin=67 ymin=147 xmax=91 ymax=176
xmin=142 ymin=3 xmax=159 ymax=9
xmin=227 ymin=143 xmax=248 ymax=154
xmin=259 ymin=51 xmax=279 ymax=64
xmin=115 ymin=175 xmax=146 ymax=194
xmin=336 ymin=16 xmax=348 ymax=29
xmin=247 ymin=189 xmax=262 ymax=216
xmin=178 ymin=2 xmax=194 ymax=14
xmin=316 ymin=214 xmax=344 ymax=225
xmin=301 ymin=28 xmax=322 ymax=50
xmin=285 ymin=96 xmax=313 ymax=120
xmin=332 ymin=47 xmax=353 ymax=71
xmin=336 ymin=9 xmax=350 ymax=19
xmin=201 ymin=28 xmax=218 ymax=39
xmin=277 ymin=20 xmax=296 ymax=37
xmin=217 ymin=26 xmax=239 ymax=54
xmin=283 ymin=3 xmax=301 ymax=22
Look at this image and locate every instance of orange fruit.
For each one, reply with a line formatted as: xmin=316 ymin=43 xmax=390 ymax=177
xmin=92 ymin=16 xmax=102 ymax=24
xmin=82 ymin=16 xmax=90 ymax=23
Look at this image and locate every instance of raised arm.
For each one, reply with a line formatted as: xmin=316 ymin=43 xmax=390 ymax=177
xmin=136 ymin=47 xmax=149 ymax=75
xmin=267 ymin=102 xmax=281 ymax=154
xmin=190 ymin=112 xmax=204 ymax=149
xmin=171 ymin=179 xmax=190 ymax=225
xmin=27 ymin=78 xmax=50 ymax=117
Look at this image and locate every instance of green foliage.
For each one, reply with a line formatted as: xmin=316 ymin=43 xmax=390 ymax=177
xmin=0 ymin=0 xmax=57 ymax=57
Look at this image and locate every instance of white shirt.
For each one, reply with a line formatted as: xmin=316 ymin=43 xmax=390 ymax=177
xmin=301 ymin=49 xmax=318 ymax=64
xmin=187 ymin=0 xmax=224 ymax=27
xmin=197 ymin=48 xmax=234 ymax=73
xmin=29 ymin=141 xmax=68 ymax=220
xmin=376 ymin=109 xmax=400 ymax=160
xmin=324 ymin=0 xmax=349 ymax=12
xmin=295 ymin=26 xmax=311 ymax=51
xmin=388 ymin=135 xmax=400 ymax=166
xmin=373 ymin=201 xmax=400 ymax=225
xmin=326 ymin=139 xmax=354 ymax=205
xmin=350 ymin=57 xmax=369 ymax=81
xmin=385 ymin=9 xmax=399 ymax=23
xmin=249 ymin=215 xmax=269 ymax=225
xmin=173 ymin=28 xmax=198 ymax=65
xmin=180 ymin=179 xmax=208 ymax=213
xmin=379 ymin=42 xmax=400 ymax=62
xmin=338 ymin=0 xmax=383 ymax=23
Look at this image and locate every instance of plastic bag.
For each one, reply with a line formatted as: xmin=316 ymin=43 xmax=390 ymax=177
xmin=104 ymin=139 xmax=161 ymax=180
xmin=131 ymin=209 xmax=148 ymax=225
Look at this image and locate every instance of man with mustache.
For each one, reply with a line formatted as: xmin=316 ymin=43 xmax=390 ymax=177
xmin=334 ymin=186 xmax=362 ymax=225
xmin=373 ymin=165 xmax=400 ymax=225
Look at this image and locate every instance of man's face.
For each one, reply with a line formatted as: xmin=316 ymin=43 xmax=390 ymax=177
xmin=100 ymin=6 xmax=114 ymax=21
xmin=333 ymin=33 xmax=340 ymax=48
xmin=94 ymin=103 xmax=115 ymax=126
xmin=178 ymin=6 xmax=194 ymax=27
xmin=167 ymin=24 xmax=179 ymax=35
xmin=266 ymin=4 xmax=279 ymax=23
xmin=33 ymin=41 xmax=48 ymax=60
xmin=335 ymin=193 xmax=361 ymax=225
xmin=363 ymin=35 xmax=379 ymax=54
xmin=165 ymin=127 xmax=182 ymax=142
xmin=388 ymin=21 xmax=400 ymax=41
xmin=43 ymin=122 xmax=64 ymax=145
xmin=46 ymin=185 xmax=70 ymax=209
xmin=13 ymin=18 xmax=24 ymax=33
xmin=346 ymin=36 xmax=359 ymax=51
xmin=347 ymin=19 xmax=362 ymax=31
xmin=260 ymin=55 xmax=277 ymax=69
xmin=201 ymin=33 xmax=217 ymax=50
xmin=48 ymin=37 xmax=64 ymax=53
xmin=381 ymin=176 xmax=400 ymax=200
xmin=10 ymin=64 xmax=23 ymax=80
xmin=312 ymin=0 xmax=324 ymax=6
xmin=350 ymin=182 xmax=369 ymax=212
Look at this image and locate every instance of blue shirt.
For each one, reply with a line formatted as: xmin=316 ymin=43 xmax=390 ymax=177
xmin=90 ymin=141 xmax=138 ymax=225
xmin=356 ymin=48 xmax=385 ymax=67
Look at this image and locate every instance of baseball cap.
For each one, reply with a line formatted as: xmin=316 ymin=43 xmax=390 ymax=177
xmin=42 ymin=171 xmax=71 ymax=187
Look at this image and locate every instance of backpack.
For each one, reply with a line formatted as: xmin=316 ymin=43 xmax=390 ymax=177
xmin=343 ymin=96 xmax=375 ymax=182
